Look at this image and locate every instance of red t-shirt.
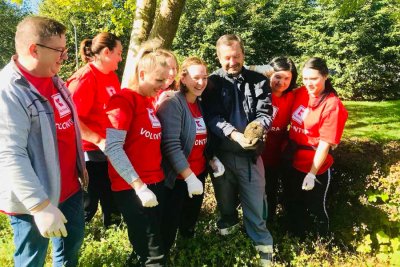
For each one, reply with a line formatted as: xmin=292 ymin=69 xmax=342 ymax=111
xmin=106 ymin=89 xmax=164 ymax=191
xmin=19 ymin=67 xmax=80 ymax=202
xmin=262 ymin=91 xmax=294 ymax=167
xmin=178 ymin=102 xmax=207 ymax=180
xmin=67 ymin=63 xmax=121 ymax=151
xmin=289 ymin=86 xmax=348 ymax=174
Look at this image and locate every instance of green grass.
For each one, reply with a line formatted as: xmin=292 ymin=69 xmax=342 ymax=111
xmin=0 ymin=100 xmax=399 ymax=266
xmin=343 ymin=100 xmax=400 ymax=142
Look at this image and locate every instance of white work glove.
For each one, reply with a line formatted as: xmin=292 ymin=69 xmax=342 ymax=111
xmin=230 ymin=131 xmax=258 ymax=150
xmin=184 ymin=173 xmax=204 ymax=198
xmin=32 ymin=203 xmax=68 ymax=238
xmin=135 ymin=184 xmax=159 ymax=207
xmin=302 ymin=172 xmax=316 ymax=191
xmin=209 ymin=156 xmax=225 ymax=177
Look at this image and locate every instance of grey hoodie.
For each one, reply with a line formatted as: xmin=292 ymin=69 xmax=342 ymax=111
xmin=0 ymin=57 xmax=85 ymax=214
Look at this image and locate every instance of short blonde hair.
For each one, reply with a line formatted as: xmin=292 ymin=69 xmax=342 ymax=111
xmin=127 ymin=39 xmax=172 ymax=89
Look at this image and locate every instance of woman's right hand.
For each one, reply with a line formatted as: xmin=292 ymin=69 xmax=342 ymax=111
xmin=131 ymin=180 xmax=158 ymax=207
xmin=155 ymin=90 xmax=176 ymax=107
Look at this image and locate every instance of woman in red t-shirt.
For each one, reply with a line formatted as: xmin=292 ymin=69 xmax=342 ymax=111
xmin=104 ymin=42 xmax=171 ymax=266
xmin=67 ymin=32 xmax=123 ymax=227
xmin=157 ymin=57 xmax=224 ymax=254
xmin=259 ymin=57 xmax=298 ymax=224
xmin=284 ymin=57 xmax=348 ymax=238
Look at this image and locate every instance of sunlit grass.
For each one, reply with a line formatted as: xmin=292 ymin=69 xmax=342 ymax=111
xmin=343 ymin=100 xmax=400 ymax=142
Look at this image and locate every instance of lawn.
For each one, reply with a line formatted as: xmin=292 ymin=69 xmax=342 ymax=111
xmin=0 ymin=100 xmax=399 ymax=266
xmin=343 ymin=100 xmax=400 ymax=142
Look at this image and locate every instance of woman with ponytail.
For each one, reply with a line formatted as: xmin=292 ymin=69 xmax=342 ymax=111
xmin=67 ymin=32 xmax=123 ymax=228
xmin=283 ymin=57 xmax=348 ymax=238
xmin=104 ymin=41 xmax=171 ymax=266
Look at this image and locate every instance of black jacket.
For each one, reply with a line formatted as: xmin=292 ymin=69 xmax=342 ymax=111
xmin=202 ymin=67 xmax=273 ymax=154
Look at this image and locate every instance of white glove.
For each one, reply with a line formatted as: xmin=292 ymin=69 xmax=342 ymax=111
xmin=135 ymin=184 xmax=159 ymax=207
xmin=302 ymin=172 xmax=316 ymax=191
xmin=209 ymin=156 xmax=225 ymax=177
xmin=230 ymin=131 xmax=258 ymax=150
xmin=32 ymin=203 xmax=68 ymax=238
xmin=184 ymin=173 xmax=204 ymax=198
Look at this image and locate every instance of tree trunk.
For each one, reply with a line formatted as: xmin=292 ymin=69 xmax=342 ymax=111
xmin=148 ymin=0 xmax=186 ymax=49
xmin=121 ymin=0 xmax=157 ymax=87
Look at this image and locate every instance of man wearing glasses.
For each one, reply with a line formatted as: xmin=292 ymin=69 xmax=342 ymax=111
xmin=0 ymin=16 xmax=87 ymax=266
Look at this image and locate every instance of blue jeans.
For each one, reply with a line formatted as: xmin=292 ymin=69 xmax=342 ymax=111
xmin=213 ymin=153 xmax=273 ymax=247
xmin=10 ymin=190 xmax=85 ymax=267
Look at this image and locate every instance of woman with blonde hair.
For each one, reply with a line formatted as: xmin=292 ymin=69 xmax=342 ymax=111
xmin=105 ymin=42 xmax=171 ymax=266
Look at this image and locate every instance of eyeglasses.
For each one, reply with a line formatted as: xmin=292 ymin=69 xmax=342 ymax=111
xmin=36 ymin=43 xmax=68 ymax=58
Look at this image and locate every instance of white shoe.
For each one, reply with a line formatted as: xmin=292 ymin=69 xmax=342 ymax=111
xmin=256 ymin=245 xmax=273 ymax=267
xmin=218 ymin=223 xmax=239 ymax=236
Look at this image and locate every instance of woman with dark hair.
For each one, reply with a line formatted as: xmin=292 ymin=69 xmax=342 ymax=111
xmin=67 ymin=32 xmax=123 ymax=227
xmin=259 ymin=57 xmax=298 ymax=223
xmin=157 ymin=57 xmax=225 ymax=255
xmin=283 ymin=57 xmax=348 ymax=238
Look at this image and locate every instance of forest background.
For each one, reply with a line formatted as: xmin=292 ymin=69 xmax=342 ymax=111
xmin=0 ymin=0 xmax=399 ymax=266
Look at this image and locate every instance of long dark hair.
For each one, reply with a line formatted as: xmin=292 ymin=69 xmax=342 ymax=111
xmin=266 ymin=57 xmax=298 ymax=94
xmin=79 ymin=32 xmax=121 ymax=63
xmin=303 ymin=57 xmax=337 ymax=106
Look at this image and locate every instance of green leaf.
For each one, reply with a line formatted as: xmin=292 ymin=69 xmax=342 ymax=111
xmin=368 ymin=194 xmax=378 ymax=202
xmin=380 ymin=193 xmax=389 ymax=202
xmin=391 ymin=237 xmax=400 ymax=251
xmin=390 ymin=251 xmax=400 ymax=266
xmin=376 ymin=231 xmax=390 ymax=244
xmin=10 ymin=0 xmax=23 ymax=5
xmin=376 ymin=252 xmax=389 ymax=262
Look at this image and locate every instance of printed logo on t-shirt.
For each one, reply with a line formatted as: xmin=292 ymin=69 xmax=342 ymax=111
xmin=194 ymin=117 xmax=207 ymax=134
xmin=292 ymin=105 xmax=306 ymax=125
xmin=52 ymin=93 xmax=71 ymax=118
xmin=272 ymin=105 xmax=279 ymax=120
xmin=147 ymin=108 xmax=161 ymax=128
xmin=106 ymin=86 xmax=117 ymax=96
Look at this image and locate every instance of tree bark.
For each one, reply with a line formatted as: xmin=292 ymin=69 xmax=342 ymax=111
xmin=121 ymin=0 xmax=157 ymax=87
xmin=148 ymin=0 xmax=186 ymax=49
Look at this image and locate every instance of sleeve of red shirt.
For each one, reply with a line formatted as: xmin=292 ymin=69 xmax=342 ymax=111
xmin=106 ymin=94 xmax=132 ymax=131
xmin=67 ymin=72 xmax=96 ymax=118
xmin=319 ymin=97 xmax=348 ymax=145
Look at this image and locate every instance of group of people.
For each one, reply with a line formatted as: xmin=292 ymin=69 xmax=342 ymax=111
xmin=0 ymin=15 xmax=348 ymax=267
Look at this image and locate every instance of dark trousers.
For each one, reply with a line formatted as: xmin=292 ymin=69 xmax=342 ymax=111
xmin=113 ymin=183 xmax=165 ymax=267
xmin=282 ymin=167 xmax=331 ymax=238
xmin=161 ymin=172 xmax=206 ymax=254
xmin=264 ymin=165 xmax=282 ymax=223
xmin=84 ymin=161 xmax=121 ymax=227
